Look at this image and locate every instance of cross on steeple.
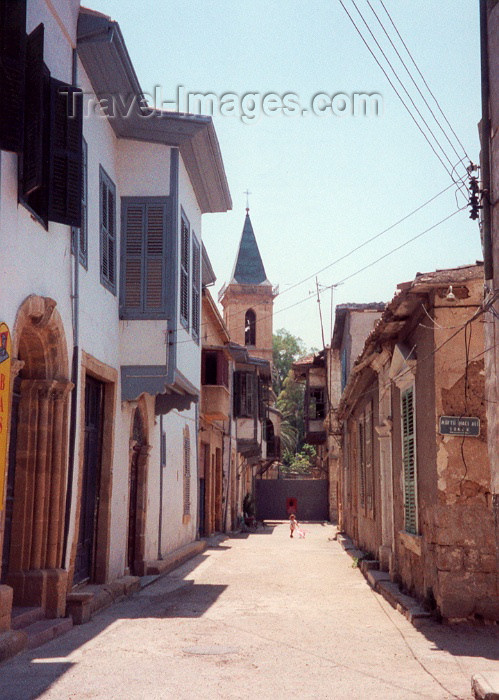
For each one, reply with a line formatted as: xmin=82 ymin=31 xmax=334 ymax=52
xmin=244 ymin=189 xmax=251 ymax=212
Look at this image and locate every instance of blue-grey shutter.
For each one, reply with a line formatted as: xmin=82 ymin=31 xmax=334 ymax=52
xmin=100 ymin=168 xmax=116 ymax=293
xmin=123 ymin=202 xmax=144 ymax=311
xmin=402 ymin=387 xmax=417 ymax=534
xmin=0 ymin=0 xmax=26 ymax=152
xmin=191 ymin=236 xmax=200 ymax=338
xmin=71 ymin=138 xmax=87 ymax=266
xmin=180 ymin=214 xmax=189 ymax=326
xmin=233 ymin=371 xmax=242 ymax=416
xmin=48 ymin=78 xmax=83 ymax=227
xmin=145 ymin=204 xmax=166 ymax=310
xmin=121 ymin=199 xmax=168 ymax=318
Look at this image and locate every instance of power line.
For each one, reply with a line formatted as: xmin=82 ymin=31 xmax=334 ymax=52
xmin=278 ymin=181 xmax=457 ymax=299
xmin=171 ymin=206 xmax=464 ymax=347
xmin=339 ymin=0 xmax=468 ymax=189
xmin=324 ymin=206 xmax=465 ymax=289
xmin=366 ymin=0 xmax=468 ymax=166
xmin=379 ymin=0 xmax=471 ymax=164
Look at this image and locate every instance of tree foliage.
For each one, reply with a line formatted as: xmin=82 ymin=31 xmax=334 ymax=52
xmin=280 ymin=444 xmax=317 ymax=475
xmin=272 ymin=328 xmax=306 ymax=396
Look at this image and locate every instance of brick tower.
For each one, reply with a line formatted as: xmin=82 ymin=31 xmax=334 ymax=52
xmin=219 ymin=209 xmax=276 ymax=364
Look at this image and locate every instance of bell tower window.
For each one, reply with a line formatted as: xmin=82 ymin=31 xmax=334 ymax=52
xmin=245 ymin=309 xmax=256 ymax=346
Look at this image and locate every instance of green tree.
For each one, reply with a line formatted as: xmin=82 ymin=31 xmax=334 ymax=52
xmin=280 ymin=443 xmax=317 ymax=475
xmin=277 ymin=369 xmax=305 ymax=452
xmin=272 ymin=328 xmax=306 ymax=396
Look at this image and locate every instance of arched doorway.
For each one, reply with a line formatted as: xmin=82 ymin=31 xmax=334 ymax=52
xmin=5 ymin=296 xmax=72 ymax=615
xmin=127 ymin=404 xmax=149 ymax=576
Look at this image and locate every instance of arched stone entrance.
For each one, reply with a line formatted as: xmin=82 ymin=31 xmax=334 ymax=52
xmin=6 ymin=296 xmax=72 ymax=617
xmin=127 ymin=402 xmax=150 ymax=576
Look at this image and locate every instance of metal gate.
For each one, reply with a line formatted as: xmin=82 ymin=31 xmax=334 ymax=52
xmin=255 ymin=479 xmax=329 ymax=521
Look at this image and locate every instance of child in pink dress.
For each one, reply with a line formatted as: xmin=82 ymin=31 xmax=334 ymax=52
xmin=289 ymin=514 xmax=306 ymax=538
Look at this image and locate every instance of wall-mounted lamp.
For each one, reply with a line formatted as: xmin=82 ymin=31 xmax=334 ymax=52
xmin=446 ymin=285 xmax=456 ymax=302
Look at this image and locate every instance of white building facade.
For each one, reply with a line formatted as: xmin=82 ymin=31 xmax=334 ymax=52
xmin=0 ymin=0 xmax=231 ymax=630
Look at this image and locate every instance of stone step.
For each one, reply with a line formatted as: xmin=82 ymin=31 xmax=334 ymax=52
xmin=11 ymin=606 xmax=45 ymax=630
xmin=24 ymin=617 xmax=73 ymax=650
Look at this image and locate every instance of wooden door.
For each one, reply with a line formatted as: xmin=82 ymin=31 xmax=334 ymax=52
xmin=74 ymin=376 xmax=103 ymax=584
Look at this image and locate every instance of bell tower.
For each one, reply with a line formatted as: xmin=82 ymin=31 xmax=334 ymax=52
xmin=219 ymin=209 xmax=276 ymax=364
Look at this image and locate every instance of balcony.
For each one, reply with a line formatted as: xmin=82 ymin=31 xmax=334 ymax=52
xmin=201 ymin=384 xmax=230 ymax=420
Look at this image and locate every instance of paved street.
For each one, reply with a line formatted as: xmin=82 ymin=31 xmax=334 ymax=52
xmin=0 ymin=522 xmax=497 ymax=700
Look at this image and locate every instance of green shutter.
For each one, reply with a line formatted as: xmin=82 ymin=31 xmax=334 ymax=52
xmin=402 ymin=387 xmax=417 ymax=534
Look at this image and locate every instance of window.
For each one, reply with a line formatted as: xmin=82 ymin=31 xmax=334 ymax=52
xmin=0 ymin=0 xmax=27 ymax=153
xmin=183 ymin=426 xmax=191 ymax=517
xmin=180 ymin=212 xmax=190 ymax=327
xmin=71 ymin=138 xmax=87 ymax=267
xmin=191 ymin=235 xmax=200 ymax=340
xmin=120 ymin=198 xmax=168 ymax=317
xmin=244 ymin=309 xmax=256 ymax=346
xmin=357 ymin=401 xmax=374 ymax=517
xmin=202 ymin=350 xmax=228 ymax=387
xmin=341 ymin=347 xmax=348 ymax=392
xmin=100 ymin=166 xmax=116 ymax=294
xmin=308 ymin=387 xmax=326 ymax=420
xmin=401 ymin=386 xmax=417 ymax=534
xmin=20 ymin=23 xmax=83 ymax=228
xmin=233 ymin=371 xmax=256 ymax=418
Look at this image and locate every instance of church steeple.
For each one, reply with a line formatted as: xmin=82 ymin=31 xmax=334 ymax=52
xmin=229 ymin=211 xmax=272 ymax=287
xmin=219 ymin=209 xmax=276 ymax=364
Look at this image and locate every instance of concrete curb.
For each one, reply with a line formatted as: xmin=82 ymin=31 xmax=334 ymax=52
xmin=146 ymin=539 xmax=207 ymax=576
xmin=337 ymin=533 xmax=431 ymax=627
xmin=472 ymin=672 xmax=499 ymax=700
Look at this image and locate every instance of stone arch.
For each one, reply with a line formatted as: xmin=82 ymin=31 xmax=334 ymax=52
xmin=6 ymin=295 xmax=72 ymax=614
xmin=127 ymin=397 xmax=151 ymax=576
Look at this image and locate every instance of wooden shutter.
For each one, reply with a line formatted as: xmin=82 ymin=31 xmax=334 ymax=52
xmin=191 ymin=236 xmax=200 ymax=338
xmin=402 ymin=387 xmax=417 ymax=534
xmin=0 ymin=0 xmax=26 ymax=152
xmin=71 ymin=138 xmax=88 ymax=265
xmin=145 ymin=204 xmax=165 ymax=310
xmin=233 ymin=370 xmax=242 ymax=416
xmin=48 ymin=78 xmax=83 ymax=227
xmin=359 ymin=418 xmax=366 ymax=509
xmin=100 ymin=169 xmax=116 ymax=292
xmin=22 ymin=23 xmax=44 ymax=197
xmin=123 ymin=203 xmax=144 ymax=310
xmin=121 ymin=200 xmax=167 ymax=317
xmin=365 ymin=402 xmax=374 ymax=517
xmin=180 ymin=215 xmax=189 ymax=325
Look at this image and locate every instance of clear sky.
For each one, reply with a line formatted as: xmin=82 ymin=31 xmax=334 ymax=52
xmin=92 ymin=0 xmax=483 ymax=351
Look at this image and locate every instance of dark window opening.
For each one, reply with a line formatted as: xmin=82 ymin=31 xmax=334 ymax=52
xmin=202 ymin=350 xmax=229 ymax=387
xmin=308 ymin=387 xmax=326 ymax=420
xmin=244 ymin=309 xmax=256 ymax=346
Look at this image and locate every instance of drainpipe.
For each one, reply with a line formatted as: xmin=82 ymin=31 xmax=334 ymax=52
xmin=480 ymin=0 xmax=493 ymax=282
xmin=158 ymin=414 xmax=164 ymax=559
xmin=62 ymin=50 xmax=80 ymax=568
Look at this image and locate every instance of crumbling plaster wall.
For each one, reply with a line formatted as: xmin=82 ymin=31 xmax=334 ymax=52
xmin=429 ymin=283 xmax=497 ymax=620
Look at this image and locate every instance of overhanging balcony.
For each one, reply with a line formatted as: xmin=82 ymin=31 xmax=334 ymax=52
xmin=201 ymin=384 xmax=230 ymax=420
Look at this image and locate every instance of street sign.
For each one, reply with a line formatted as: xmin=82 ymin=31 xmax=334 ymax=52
xmin=439 ymin=416 xmax=480 ymax=437
xmin=0 ymin=323 xmax=12 ymax=510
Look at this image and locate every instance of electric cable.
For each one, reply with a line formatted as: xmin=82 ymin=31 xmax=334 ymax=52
xmin=339 ymin=0 xmax=468 ymax=189
xmin=367 ymin=0 xmax=468 ymax=167
xmin=380 ymin=0 xmax=472 ymax=164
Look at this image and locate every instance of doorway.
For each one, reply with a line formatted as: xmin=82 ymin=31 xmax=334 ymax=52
xmin=74 ymin=375 xmax=103 ymax=585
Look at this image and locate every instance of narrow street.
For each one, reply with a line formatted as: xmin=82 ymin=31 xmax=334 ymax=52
xmin=0 ymin=523 xmax=497 ymax=700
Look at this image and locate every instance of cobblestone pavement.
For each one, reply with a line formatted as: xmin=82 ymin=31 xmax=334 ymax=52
xmin=0 ymin=522 xmax=497 ymax=700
